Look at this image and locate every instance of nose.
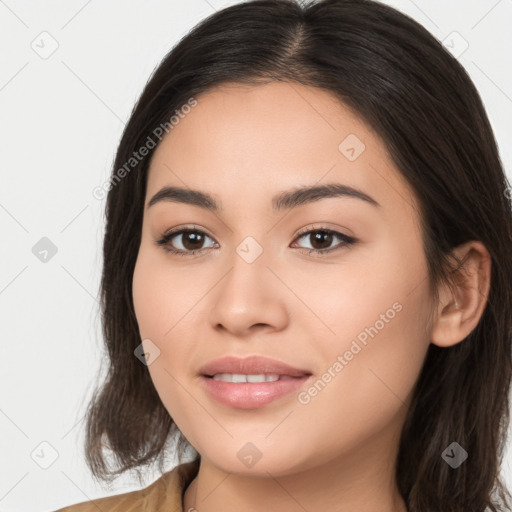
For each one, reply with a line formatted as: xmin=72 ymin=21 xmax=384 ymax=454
xmin=209 ymin=246 xmax=289 ymax=337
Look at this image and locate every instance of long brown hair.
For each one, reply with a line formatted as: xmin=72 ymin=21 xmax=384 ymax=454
xmin=84 ymin=1 xmax=512 ymax=510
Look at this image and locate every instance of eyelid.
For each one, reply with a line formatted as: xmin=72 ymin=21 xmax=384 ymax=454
xmin=293 ymin=222 xmax=354 ymax=238
xmin=161 ymin=223 xmax=212 ymax=237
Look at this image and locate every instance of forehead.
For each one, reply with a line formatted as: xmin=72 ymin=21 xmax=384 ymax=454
xmin=146 ymin=81 xmax=417 ymax=216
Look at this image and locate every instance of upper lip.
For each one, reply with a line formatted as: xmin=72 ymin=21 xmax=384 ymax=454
xmin=199 ymin=356 xmax=312 ymax=378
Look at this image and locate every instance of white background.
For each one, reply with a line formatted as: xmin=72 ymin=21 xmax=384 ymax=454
xmin=1 ymin=0 xmax=511 ymax=510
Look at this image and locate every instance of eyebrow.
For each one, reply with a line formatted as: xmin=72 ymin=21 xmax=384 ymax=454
xmin=147 ymin=183 xmax=380 ymax=212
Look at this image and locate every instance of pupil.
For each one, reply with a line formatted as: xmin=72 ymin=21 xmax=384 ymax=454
xmin=311 ymin=231 xmax=332 ymax=249
xmin=183 ymin=231 xmax=204 ymax=250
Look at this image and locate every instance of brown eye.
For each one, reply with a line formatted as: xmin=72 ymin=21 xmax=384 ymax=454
xmin=308 ymin=231 xmax=334 ymax=250
xmin=156 ymin=228 xmax=218 ymax=256
xmin=292 ymin=228 xmax=356 ymax=256
xmin=180 ymin=230 xmax=207 ymax=250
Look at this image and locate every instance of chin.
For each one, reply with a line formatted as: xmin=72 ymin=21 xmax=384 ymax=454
xmin=200 ymin=443 xmax=315 ymax=478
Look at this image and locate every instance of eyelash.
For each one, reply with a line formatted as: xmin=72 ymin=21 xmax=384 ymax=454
xmin=155 ymin=225 xmax=356 ymax=258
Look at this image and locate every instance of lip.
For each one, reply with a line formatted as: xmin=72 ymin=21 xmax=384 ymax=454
xmin=198 ymin=356 xmax=313 ymax=409
xmin=199 ymin=355 xmax=311 ymax=378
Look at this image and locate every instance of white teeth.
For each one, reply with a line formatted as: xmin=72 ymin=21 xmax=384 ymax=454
xmin=247 ymin=374 xmax=268 ymax=383
xmin=212 ymin=373 xmax=281 ymax=383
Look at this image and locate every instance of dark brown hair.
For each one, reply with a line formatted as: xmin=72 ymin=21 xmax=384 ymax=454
xmin=84 ymin=1 xmax=512 ymax=510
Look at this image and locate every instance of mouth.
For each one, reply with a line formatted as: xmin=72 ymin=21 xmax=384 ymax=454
xmin=198 ymin=356 xmax=313 ymax=409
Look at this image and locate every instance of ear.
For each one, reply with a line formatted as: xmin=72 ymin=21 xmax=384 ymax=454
xmin=430 ymin=241 xmax=491 ymax=348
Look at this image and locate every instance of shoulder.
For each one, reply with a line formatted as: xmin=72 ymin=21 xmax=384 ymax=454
xmin=54 ymin=460 xmax=200 ymax=512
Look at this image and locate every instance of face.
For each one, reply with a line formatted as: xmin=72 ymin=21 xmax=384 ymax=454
xmin=132 ymin=81 xmax=434 ymax=477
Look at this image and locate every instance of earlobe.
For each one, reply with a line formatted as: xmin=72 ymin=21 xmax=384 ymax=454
xmin=430 ymin=241 xmax=491 ymax=348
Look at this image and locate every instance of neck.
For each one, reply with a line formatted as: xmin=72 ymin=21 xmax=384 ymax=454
xmin=183 ymin=424 xmax=408 ymax=512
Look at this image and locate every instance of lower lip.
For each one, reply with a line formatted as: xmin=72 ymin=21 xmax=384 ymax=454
xmin=200 ymin=375 xmax=311 ymax=409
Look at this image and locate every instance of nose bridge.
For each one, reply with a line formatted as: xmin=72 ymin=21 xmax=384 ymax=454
xmin=209 ymin=234 xmax=288 ymax=334
xmin=220 ymin=234 xmax=271 ymax=304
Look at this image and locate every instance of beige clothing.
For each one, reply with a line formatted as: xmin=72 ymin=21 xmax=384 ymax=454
xmin=54 ymin=460 xmax=200 ymax=512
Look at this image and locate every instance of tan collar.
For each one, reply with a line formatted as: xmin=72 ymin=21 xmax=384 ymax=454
xmin=55 ymin=459 xmax=200 ymax=512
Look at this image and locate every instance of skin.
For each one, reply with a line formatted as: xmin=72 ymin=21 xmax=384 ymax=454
xmin=132 ymin=81 xmax=491 ymax=512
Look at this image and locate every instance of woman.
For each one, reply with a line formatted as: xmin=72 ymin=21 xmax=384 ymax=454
xmin=56 ymin=0 xmax=512 ymax=510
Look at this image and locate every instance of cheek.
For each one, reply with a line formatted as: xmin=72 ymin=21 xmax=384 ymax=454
xmin=309 ymin=298 xmax=429 ymax=455
xmin=132 ymin=248 xmax=207 ymax=420
xmin=132 ymin=251 xmax=196 ymax=380
xmin=302 ymin=241 xmax=431 ymax=446
xmin=309 ymin=270 xmax=427 ymax=453
xmin=132 ymin=247 xmax=199 ymax=339
xmin=132 ymin=249 xmax=164 ymax=339
xmin=292 ymin=301 xmax=430 ymax=467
